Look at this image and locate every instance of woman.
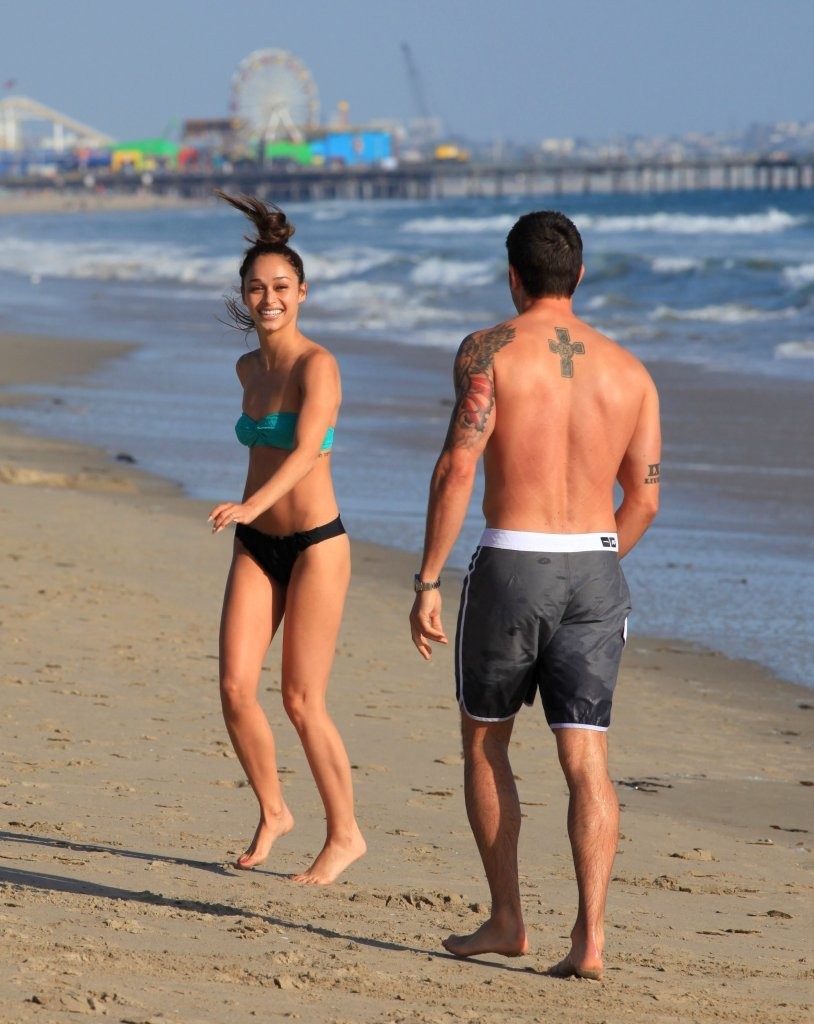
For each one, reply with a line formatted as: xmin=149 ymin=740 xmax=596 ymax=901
xmin=209 ymin=191 xmax=365 ymax=884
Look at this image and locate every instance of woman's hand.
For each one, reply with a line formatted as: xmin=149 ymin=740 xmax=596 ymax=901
xmin=208 ymin=501 xmax=256 ymax=534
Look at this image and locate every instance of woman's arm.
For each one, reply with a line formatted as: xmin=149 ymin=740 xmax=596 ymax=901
xmin=209 ymin=349 xmax=339 ymax=532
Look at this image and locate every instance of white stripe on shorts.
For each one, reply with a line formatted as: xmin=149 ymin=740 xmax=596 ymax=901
xmin=479 ymin=528 xmax=619 ymax=553
xmin=548 ymin=722 xmax=609 ymax=732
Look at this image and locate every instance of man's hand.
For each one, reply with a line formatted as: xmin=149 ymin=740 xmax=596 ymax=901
xmin=409 ymin=589 xmax=448 ymax=660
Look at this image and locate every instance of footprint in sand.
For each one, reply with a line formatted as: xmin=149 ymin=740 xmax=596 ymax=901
xmin=670 ymin=848 xmax=717 ymax=861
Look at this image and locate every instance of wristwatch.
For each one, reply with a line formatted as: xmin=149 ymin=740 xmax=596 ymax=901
xmin=414 ymin=574 xmax=441 ymax=592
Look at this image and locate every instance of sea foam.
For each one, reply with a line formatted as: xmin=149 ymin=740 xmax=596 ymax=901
xmin=775 ymin=340 xmax=814 ymax=359
xmin=580 ymin=208 xmax=803 ymax=235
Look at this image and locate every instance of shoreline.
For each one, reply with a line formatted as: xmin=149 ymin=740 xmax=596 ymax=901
xmin=3 ymin=326 xmax=813 ymax=691
xmin=0 ymin=330 xmax=809 ymax=701
xmin=1 ymin=330 xmax=812 ymax=1021
xmin=0 ymin=188 xmax=210 ymax=217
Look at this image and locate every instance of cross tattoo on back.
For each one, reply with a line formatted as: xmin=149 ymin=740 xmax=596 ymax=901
xmin=549 ymin=327 xmax=585 ymax=378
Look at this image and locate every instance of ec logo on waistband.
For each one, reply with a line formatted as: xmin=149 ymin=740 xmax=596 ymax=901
xmin=601 ymin=536 xmax=617 ymax=549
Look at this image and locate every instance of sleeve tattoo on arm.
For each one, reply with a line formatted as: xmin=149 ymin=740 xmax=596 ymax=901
xmin=446 ymin=324 xmax=515 ymax=448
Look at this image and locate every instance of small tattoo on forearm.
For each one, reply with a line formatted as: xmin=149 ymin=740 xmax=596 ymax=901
xmin=549 ymin=327 xmax=585 ymax=378
xmin=645 ymin=462 xmax=661 ymax=484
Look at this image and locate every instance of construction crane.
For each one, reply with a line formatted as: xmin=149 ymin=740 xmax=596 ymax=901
xmin=400 ymin=43 xmax=468 ymax=161
xmin=400 ymin=42 xmax=432 ymax=123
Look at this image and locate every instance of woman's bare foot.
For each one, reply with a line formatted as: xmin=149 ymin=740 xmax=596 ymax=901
xmin=442 ymin=916 xmax=529 ymax=959
xmin=234 ymin=806 xmax=295 ymax=869
xmin=290 ymin=824 xmax=366 ymax=885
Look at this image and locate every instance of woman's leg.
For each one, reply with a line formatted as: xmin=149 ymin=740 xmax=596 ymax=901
xmin=219 ymin=544 xmax=293 ymax=868
xmin=280 ymin=533 xmax=365 ymax=884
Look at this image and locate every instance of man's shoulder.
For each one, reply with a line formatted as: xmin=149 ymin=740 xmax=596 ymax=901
xmin=569 ymin=318 xmax=653 ymax=376
xmin=461 ymin=319 xmax=518 ymax=345
xmin=456 ymin=320 xmax=518 ymax=366
xmin=504 ymin=312 xmax=656 ymax=395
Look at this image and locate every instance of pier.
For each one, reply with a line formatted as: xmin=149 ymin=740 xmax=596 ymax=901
xmin=2 ymin=154 xmax=814 ymax=203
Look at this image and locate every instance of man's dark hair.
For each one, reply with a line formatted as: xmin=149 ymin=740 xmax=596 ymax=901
xmin=505 ymin=211 xmax=583 ymax=298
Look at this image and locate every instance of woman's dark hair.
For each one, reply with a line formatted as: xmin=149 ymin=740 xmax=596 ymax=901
xmin=505 ymin=211 xmax=583 ymax=298
xmin=216 ymin=190 xmax=305 ymax=332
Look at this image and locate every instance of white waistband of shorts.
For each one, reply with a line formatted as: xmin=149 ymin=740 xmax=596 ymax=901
xmin=480 ymin=528 xmax=619 ymax=553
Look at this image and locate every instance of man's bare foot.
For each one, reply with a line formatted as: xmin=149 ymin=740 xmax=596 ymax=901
xmin=546 ymin=954 xmax=603 ymax=982
xmin=442 ymin=917 xmax=529 ymax=959
xmin=234 ymin=806 xmax=295 ymax=869
xmin=290 ymin=825 xmax=366 ymax=885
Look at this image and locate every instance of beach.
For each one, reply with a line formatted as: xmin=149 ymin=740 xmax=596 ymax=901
xmin=2 ymin=190 xmax=813 ymax=689
xmin=1 ymin=330 xmax=812 ymax=1023
xmin=0 ymin=189 xmax=207 ymax=218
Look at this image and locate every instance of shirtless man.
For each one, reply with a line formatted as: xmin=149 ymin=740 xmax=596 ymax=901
xmin=409 ymin=211 xmax=660 ymax=980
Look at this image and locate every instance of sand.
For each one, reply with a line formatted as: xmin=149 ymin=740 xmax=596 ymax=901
xmin=1 ymin=331 xmax=812 ymax=1023
xmin=0 ymin=190 xmax=208 ymax=218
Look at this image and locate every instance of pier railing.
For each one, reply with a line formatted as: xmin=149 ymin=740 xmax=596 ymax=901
xmin=2 ymin=155 xmax=813 ymax=201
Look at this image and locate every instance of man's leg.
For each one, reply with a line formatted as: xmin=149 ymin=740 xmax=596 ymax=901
xmin=550 ymin=728 xmax=619 ymax=980
xmin=443 ymin=712 xmax=529 ymax=958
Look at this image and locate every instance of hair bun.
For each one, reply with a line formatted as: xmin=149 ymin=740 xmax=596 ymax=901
xmin=215 ymin=189 xmax=295 ymax=245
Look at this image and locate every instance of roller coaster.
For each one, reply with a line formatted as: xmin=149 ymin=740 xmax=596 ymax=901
xmin=0 ymin=95 xmax=114 ymax=152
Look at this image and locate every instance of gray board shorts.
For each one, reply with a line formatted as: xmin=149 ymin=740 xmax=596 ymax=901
xmin=455 ymin=529 xmax=631 ymax=730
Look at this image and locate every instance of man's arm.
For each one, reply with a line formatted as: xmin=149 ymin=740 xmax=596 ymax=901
xmin=410 ymin=324 xmax=514 ymax=658
xmin=615 ymin=375 xmax=661 ymax=558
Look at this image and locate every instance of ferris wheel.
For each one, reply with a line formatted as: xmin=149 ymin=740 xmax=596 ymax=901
xmin=230 ymin=49 xmax=320 ymax=142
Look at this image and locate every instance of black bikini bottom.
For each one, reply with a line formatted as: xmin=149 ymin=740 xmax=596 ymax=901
xmin=235 ymin=515 xmax=345 ymax=585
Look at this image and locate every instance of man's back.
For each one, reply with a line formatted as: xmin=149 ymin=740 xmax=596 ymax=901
xmin=410 ymin=209 xmax=663 ymax=978
xmin=483 ymin=301 xmax=659 ymax=537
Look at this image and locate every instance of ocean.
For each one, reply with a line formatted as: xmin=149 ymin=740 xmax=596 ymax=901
xmin=1 ymin=188 xmax=812 ymax=689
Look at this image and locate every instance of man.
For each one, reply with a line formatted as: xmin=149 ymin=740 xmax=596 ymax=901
xmin=409 ymin=211 xmax=660 ymax=981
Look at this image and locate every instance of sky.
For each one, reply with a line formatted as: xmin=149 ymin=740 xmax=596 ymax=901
xmin=2 ymin=0 xmax=812 ymax=147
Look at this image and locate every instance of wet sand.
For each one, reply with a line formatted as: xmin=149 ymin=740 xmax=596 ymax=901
xmin=0 ymin=189 xmax=208 ymax=218
xmin=1 ymin=331 xmax=812 ymax=1023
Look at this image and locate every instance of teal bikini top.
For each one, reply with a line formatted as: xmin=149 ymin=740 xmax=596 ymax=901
xmin=235 ymin=411 xmax=334 ymax=452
